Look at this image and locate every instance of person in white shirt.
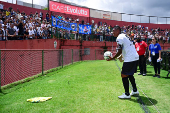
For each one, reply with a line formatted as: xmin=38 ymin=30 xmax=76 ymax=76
xmin=0 ymin=4 xmax=4 ymax=12
xmin=39 ymin=27 xmax=43 ymax=39
xmin=28 ymin=27 xmax=35 ymax=39
xmin=107 ymin=25 xmax=139 ymax=99
xmin=2 ymin=25 xmax=8 ymax=40
xmin=41 ymin=21 xmax=46 ymax=28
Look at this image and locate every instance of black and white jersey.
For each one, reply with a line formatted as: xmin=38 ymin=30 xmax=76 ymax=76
xmin=116 ymin=34 xmax=139 ymax=62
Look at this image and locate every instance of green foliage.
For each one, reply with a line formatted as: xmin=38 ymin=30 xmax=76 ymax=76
xmin=43 ymin=7 xmax=48 ymax=10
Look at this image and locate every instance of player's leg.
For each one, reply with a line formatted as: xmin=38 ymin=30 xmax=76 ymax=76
xmin=143 ymin=55 xmax=147 ymax=75
xmin=122 ymin=74 xmax=130 ymax=96
xmin=152 ymin=56 xmax=157 ymax=77
xmin=129 ymin=75 xmax=139 ymax=96
xmin=138 ymin=55 xmax=143 ymax=75
xmin=118 ymin=74 xmax=131 ymax=99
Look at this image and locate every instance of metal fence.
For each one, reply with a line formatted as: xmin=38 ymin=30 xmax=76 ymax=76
xmin=0 ymin=49 xmax=116 ymax=89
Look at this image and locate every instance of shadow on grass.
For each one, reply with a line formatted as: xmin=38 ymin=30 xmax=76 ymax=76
xmin=145 ymin=74 xmax=154 ymax=77
xmin=127 ymin=95 xmax=158 ymax=106
xmin=0 ymin=92 xmax=7 ymax=96
xmin=146 ymin=71 xmax=152 ymax=73
xmin=162 ymin=77 xmax=170 ymax=79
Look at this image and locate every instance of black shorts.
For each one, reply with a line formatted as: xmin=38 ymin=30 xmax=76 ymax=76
xmin=121 ymin=60 xmax=138 ymax=75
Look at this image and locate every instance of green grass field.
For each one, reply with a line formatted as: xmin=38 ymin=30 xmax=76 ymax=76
xmin=0 ymin=60 xmax=170 ymax=113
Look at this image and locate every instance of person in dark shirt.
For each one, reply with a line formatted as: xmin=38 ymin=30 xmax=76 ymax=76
xmin=8 ymin=6 xmax=13 ymax=12
xmin=46 ymin=13 xmax=49 ymax=22
xmin=7 ymin=24 xmax=16 ymax=40
xmin=24 ymin=28 xmax=29 ymax=40
xmin=30 ymin=12 xmax=33 ymax=18
xmin=17 ymin=19 xmax=24 ymax=36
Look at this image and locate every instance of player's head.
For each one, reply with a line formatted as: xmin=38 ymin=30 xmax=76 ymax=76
xmin=113 ymin=25 xmax=121 ymax=37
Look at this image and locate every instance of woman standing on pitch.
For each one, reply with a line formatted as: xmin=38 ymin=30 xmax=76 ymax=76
xmin=149 ymin=37 xmax=162 ymax=78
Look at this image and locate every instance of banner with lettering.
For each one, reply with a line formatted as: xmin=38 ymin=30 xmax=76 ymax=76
xmin=79 ymin=24 xmax=91 ymax=34
xmin=52 ymin=16 xmax=77 ymax=31
xmin=50 ymin=1 xmax=89 ymax=17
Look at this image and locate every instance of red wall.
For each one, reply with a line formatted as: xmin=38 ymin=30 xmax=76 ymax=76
xmin=0 ymin=39 xmax=169 ymax=50
xmin=0 ymin=39 xmax=61 ymax=49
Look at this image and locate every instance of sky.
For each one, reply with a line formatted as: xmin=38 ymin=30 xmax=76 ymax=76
xmin=2 ymin=0 xmax=170 ymax=24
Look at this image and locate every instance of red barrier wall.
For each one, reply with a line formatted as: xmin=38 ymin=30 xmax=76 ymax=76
xmin=0 ymin=39 xmax=169 ymax=50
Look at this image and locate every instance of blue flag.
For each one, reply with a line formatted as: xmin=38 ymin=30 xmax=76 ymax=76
xmin=79 ymin=24 xmax=91 ymax=34
xmin=52 ymin=16 xmax=77 ymax=31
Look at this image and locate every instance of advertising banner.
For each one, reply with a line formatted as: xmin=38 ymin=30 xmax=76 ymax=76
xmin=52 ymin=16 xmax=77 ymax=31
xmin=79 ymin=24 xmax=91 ymax=34
xmin=101 ymin=12 xmax=111 ymax=20
xmin=49 ymin=1 xmax=89 ymax=17
xmin=90 ymin=9 xmax=122 ymax=21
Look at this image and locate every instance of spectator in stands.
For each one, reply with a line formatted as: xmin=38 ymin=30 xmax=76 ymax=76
xmin=24 ymin=28 xmax=29 ymax=39
xmin=135 ymin=34 xmax=148 ymax=76
xmin=42 ymin=27 xmax=49 ymax=39
xmin=149 ymin=37 xmax=162 ymax=78
xmin=30 ymin=12 xmax=33 ymax=18
xmin=7 ymin=24 xmax=16 ymax=40
xmin=41 ymin=20 xmax=46 ymax=28
xmin=8 ymin=6 xmax=13 ymax=13
xmin=38 ymin=27 xmax=43 ymax=39
xmin=0 ymin=23 xmax=2 ymax=40
xmin=0 ymin=3 xmax=4 ymax=12
xmin=28 ymin=27 xmax=34 ymax=39
xmin=46 ymin=12 xmax=49 ymax=22
xmin=6 ymin=8 xmax=11 ymax=17
xmin=2 ymin=25 xmax=8 ymax=40
xmin=40 ymin=11 xmax=43 ymax=21
xmin=18 ymin=19 xmax=24 ymax=36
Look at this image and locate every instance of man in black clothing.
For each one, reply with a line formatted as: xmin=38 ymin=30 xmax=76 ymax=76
xmin=46 ymin=13 xmax=49 ymax=22
xmin=18 ymin=20 xmax=24 ymax=36
xmin=24 ymin=28 xmax=29 ymax=40
xmin=7 ymin=24 xmax=16 ymax=40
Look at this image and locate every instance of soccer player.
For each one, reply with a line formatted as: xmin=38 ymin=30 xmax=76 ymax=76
xmin=107 ymin=25 xmax=139 ymax=99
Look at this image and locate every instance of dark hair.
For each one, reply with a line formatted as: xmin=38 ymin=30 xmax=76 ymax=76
xmin=153 ymin=36 xmax=158 ymax=43
xmin=113 ymin=25 xmax=121 ymax=32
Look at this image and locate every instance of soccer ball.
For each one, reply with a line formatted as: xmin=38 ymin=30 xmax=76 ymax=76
xmin=104 ymin=51 xmax=113 ymax=60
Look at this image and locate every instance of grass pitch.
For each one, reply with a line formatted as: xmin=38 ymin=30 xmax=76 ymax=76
xmin=0 ymin=60 xmax=170 ymax=113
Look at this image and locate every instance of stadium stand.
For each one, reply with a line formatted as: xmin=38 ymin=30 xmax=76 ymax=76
xmin=0 ymin=1 xmax=170 ymax=44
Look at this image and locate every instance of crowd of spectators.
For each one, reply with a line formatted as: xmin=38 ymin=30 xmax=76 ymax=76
xmin=0 ymin=5 xmax=170 ymax=44
xmin=0 ymin=6 xmax=52 ymax=40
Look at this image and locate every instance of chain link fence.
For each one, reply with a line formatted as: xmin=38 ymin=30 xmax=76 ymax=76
xmin=0 ymin=49 xmax=116 ymax=90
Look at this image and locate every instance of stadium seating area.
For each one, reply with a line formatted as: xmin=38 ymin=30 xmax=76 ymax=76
xmin=0 ymin=1 xmax=170 ymax=43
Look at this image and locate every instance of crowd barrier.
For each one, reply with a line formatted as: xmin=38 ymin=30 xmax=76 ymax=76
xmin=146 ymin=50 xmax=170 ymax=77
xmin=0 ymin=49 xmax=116 ymax=91
xmin=161 ymin=51 xmax=170 ymax=77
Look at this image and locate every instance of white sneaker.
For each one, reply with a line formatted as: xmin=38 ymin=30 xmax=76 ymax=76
xmin=118 ymin=93 xmax=131 ymax=99
xmin=130 ymin=90 xmax=139 ymax=96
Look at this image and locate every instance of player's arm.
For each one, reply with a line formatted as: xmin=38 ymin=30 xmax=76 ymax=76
xmin=117 ymin=54 xmax=124 ymax=62
xmin=107 ymin=44 xmax=122 ymax=61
